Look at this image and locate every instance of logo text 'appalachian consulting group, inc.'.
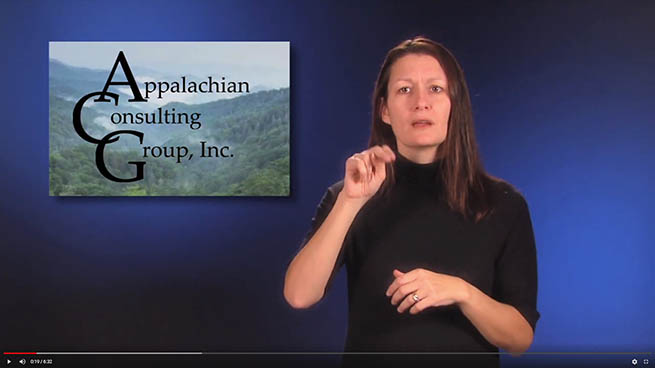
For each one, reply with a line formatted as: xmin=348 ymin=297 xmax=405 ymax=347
xmin=49 ymin=42 xmax=290 ymax=196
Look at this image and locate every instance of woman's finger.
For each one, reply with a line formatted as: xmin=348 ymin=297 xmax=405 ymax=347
xmin=354 ymin=153 xmax=372 ymax=183
xmin=385 ymin=269 xmax=418 ymax=297
xmin=382 ymin=145 xmax=396 ymax=160
xmin=348 ymin=156 xmax=368 ymax=185
xmin=369 ymin=148 xmax=389 ymax=182
xmin=370 ymin=145 xmax=394 ymax=163
xmin=390 ymin=280 xmax=420 ymax=306
xmin=409 ymin=295 xmax=434 ymax=314
xmin=397 ymin=289 xmax=428 ymax=313
xmin=364 ymin=151 xmax=377 ymax=181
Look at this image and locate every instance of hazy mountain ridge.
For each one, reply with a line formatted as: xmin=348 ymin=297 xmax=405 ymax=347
xmin=48 ymin=59 xmax=290 ymax=196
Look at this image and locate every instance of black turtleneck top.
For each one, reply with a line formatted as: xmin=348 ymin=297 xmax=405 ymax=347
xmin=298 ymin=153 xmax=539 ymax=367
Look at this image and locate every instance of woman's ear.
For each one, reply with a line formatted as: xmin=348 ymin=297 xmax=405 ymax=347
xmin=381 ymin=98 xmax=391 ymax=125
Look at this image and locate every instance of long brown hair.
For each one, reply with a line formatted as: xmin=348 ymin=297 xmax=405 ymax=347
xmin=369 ymin=36 xmax=500 ymax=222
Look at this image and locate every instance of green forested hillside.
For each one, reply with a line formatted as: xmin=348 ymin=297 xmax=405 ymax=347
xmin=49 ymin=86 xmax=290 ymax=196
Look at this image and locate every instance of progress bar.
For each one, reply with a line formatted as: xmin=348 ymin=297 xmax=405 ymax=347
xmin=4 ymin=352 xmax=201 ymax=355
xmin=3 ymin=352 xmax=653 ymax=355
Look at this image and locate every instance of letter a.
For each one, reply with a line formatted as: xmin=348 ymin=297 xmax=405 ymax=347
xmin=94 ymin=51 xmax=147 ymax=102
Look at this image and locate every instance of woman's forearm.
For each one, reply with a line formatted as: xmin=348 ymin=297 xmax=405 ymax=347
xmin=458 ymin=281 xmax=534 ymax=355
xmin=284 ymin=192 xmax=365 ymax=309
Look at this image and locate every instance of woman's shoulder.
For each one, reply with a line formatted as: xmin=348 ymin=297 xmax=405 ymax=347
xmin=483 ymin=175 xmax=530 ymax=219
xmin=326 ymin=180 xmax=345 ymax=196
xmin=313 ymin=180 xmax=344 ymax=208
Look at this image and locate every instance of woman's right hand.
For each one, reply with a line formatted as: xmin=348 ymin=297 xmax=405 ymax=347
xmin=342 ymin=145 xmax=396 ymax=202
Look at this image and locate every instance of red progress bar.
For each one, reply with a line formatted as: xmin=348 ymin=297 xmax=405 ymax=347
xmin=4 ymin=352 xmax=37 ymax=355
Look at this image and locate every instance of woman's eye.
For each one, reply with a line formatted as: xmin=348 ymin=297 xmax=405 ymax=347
xmin=399 ymin=86 xmax=410 ymax=93
xmin=431 ymin=86 xmax=444 ymax=93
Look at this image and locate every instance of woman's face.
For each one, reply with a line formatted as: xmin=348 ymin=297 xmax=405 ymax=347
xmin=381 ymin=53 xmax=450 ymax=163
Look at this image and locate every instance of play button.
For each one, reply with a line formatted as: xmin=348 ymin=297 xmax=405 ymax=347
xmin=6 ymin=359 xmax=10 ymax=365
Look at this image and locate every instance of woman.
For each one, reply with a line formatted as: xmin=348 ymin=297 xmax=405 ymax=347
xmin=284 ymin=36 xmax=539 ymax=368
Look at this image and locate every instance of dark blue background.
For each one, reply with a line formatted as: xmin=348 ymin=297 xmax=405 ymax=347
xmin=1 ymin=0 xmax=653 ymax=365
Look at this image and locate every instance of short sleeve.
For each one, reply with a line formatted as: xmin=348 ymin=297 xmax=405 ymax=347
xmin=493 ymin=194 xmax=541 ymax=333
xmin=294 ymin=182 xmax=347 ymax=295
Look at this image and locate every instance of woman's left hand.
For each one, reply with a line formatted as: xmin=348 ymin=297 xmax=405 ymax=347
xmin=385 ymin=268 xmax=471 ymax=314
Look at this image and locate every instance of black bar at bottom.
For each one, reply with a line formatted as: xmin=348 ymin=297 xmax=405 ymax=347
xmin=6 ymin=352 xmax=652 ymax=368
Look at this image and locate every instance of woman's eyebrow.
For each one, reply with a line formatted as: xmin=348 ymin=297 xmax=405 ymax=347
xmin=392 ymin=77 xmax=447 ymax=84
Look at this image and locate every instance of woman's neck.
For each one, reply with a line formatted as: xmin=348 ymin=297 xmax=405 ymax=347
xmin=394 ymin=150 xmax=443 ymax=189
xmin=396 ymin=144 xmax=439 ymax=164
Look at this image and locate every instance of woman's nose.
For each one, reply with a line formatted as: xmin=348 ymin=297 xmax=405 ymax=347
xmin=413 ymin=89 xmax=430 ymax=110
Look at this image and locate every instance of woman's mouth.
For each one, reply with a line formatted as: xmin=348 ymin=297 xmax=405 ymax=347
xmin=411 ymin=119 xmax=433 ymax=128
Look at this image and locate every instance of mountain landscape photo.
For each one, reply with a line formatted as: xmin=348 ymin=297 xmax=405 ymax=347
xmin=48 ymin=57 xmax=290 ymax=196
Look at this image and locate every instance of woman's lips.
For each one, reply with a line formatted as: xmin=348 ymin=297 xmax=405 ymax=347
xmin=411 ymin=119 xmax=433 ymax=128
